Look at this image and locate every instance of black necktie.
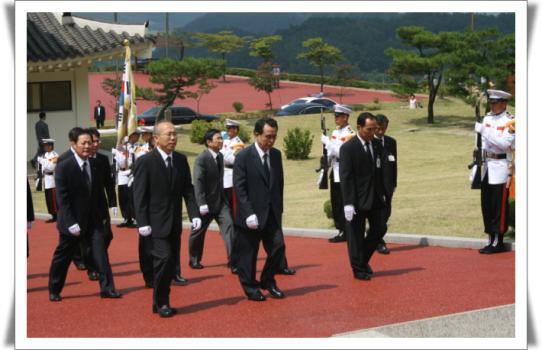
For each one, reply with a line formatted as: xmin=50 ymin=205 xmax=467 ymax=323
xmin=82 ymin=161 xmax=91 ymax=192
xmin=263 ymin=153 xmax=270 ymax=182
xmin=166 ymin=156 xmax=173 ymax=183
xmin=216 ymin=153 xmax=223 ymax=173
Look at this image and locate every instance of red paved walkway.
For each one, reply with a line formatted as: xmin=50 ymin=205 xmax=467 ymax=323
xmin=88 ymin=72 xmax=401 ymax=118
xmin=27 ymin=220 xmax=514 ymax=337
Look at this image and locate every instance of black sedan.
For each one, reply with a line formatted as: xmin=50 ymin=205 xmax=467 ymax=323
xmin=137 ymin=105 xmax=219 ymax=126
xmin=274 ymin=103 xmax=333 ymax=116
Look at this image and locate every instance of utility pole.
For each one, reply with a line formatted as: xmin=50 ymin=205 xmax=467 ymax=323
xmin=470 ymin=13 xmax=475 ymax=31
xmin=114 ymin=12 xmax=120 ymax=129
xmin=165 ymin=12 xmax=169 ymax=58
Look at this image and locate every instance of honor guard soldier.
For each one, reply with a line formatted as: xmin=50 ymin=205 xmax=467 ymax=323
xmin=320 ymin=105 xmax=356 ymax=243
xmin=135 ymin=126 xmax=155 ymax=160
xmin=474 ymin=89 xmax=515 ymax=254
xmin=220 ymin=119 xmax=245 ymax=274
xmin=112 ymin=130 xmax=140 ymax=228
xmin=37 ymin=139 xmax=59 ymax=223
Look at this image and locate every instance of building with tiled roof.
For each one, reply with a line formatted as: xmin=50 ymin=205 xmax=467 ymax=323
xmin=27 ymin=12 xmax=155 ymax=161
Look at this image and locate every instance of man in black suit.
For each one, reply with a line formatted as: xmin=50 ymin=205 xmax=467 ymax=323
xmin=133 ymin=121 xmax=201 ymax=317
xmin=188 ymin=129 xmax=234 ymax=270
xmin=233 ymin=117 xmax=288 ymax=301
xmin=48 ymin=127 xmax=121 ymax=301
xmin=27 ymin=180 xmax=35 ymax=257
xmin=340 ymin=112 xmax=389 ymax=281
xmin=374 ymin=114 xmax=397 ymax=255
xmin=31 ymin=111 xmax=50 ymax=168
xmin=94 ymin=100 xmax=106 ymax=129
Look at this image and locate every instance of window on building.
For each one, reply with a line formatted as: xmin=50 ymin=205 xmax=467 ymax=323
xmin=27 ymin=81 xmax=72 ymax=112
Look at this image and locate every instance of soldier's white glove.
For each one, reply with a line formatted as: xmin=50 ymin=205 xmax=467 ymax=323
xmin=192 ymin=218 xmax=202 ymax=231
xmin=138 ymin=225 xmax=152 ymax=237
xmin=68 ymin=223 xmax=81 ymax=236
xmin=474 ymin=122 xmax=483 ymax=133
xmin=199 ymin=205 xmax=209 ymax=216
xmin=344 ymin=205 xmax=356 ymax=222
xmin=27 ymin=221 xmax=34 ymax=230
xmin=111 ymin=207 xmax=118 ymax=217
xmin=246 ymin=214 xmax=259 ymax=230
xmin=320 ymin=134 xmax=331 ymax=147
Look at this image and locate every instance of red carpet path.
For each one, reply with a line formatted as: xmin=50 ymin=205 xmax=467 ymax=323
xmin=88 ymin=73 xmax=402 ymax=118
xmin=27 ymin=220 xmax=514 ymax=337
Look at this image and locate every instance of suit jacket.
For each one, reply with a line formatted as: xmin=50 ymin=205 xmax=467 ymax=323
xmin=95 ymin=152 xmax=117 ymax=209
xmin=339 ymin=136 xmax=388 ymax=212
xmin=379 ymin=135 xmax=397 ymax=196
xmin=94 ymin=106 xmax=106 ymax=120
xmin=55 ymin=151 xmax=108 ymax=235
xmin=233 ymin=144 xmax=284 ymax=229
xmin=193 ymin=149 xmax=225 ymax=215
xmin=35 ymin=120 xmax=49 ymax=144
xmin=132 ymin=148 xmax=199 ymax=238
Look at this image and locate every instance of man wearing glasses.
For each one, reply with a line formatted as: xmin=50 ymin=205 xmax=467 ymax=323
xmin=474 ymin=89 xmax=515 ymax=254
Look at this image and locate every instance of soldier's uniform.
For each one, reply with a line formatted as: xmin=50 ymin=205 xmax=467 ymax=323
xmin=321 ymin=105 xmax=356 ymax=243
xmin=475 ymin=89 xmax=515 ymax=254
xmin=37 ymin=139 xmax=58 ymax=223
xmin=112 ymin=137 xmax=137 ymax=228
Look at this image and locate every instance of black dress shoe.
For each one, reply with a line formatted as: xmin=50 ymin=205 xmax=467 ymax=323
xmin=364 ymin=264 xmax=373 ymax=275
xmin=247 ymin=290 xmax=266 ymax=301
xmin=45 ymin=218 xmax=56 ymax=224
xmin=354 ymin=271 xmax=371 ymax=281
xmin=230 ymin=266 xmax=239 ymax=275
xmin=49 ymin=293 xmax=62 ymax=302
xmin=88 ymin=271 xmax=99 ymax=281
xmin=153 ymin=305 xmax=176 ymax=317
xmin=116 ymin=221 xmax=128 ymax=228
xmin=189 ymin=261 xmax=204 ymax=269
xmin=75 ymin=263 xmax=87 ymax=271
xmin=126 ymin=222 xmax=138 ymax=228
xmin=328 ymin=231 xmax=346 ymax=243
xmin=377 ymin=242 xmax=390 ymax=255
xmin=277 ymin=267 xmax=296 ymax=275
xmin=100 ymin=290 xmax=122 ymax=298
xmin=172 ymin=275 xmax=188 ymax=286
xmin=480 ymin=243 xmax=506 ymax=254
xmin=262 ymin=284 xmax=285 ymax=299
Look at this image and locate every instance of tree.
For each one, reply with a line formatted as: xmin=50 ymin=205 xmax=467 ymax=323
xmin=193 ymin=31 xmax=246 ymax=81
xmin=297 ymin=37 xmax=343 ymax=93
xmin=146 ymin=57 xmax=224 ymax=121
xmin=188 ymin=79 xmax=217 ymax=114
xmin=249 ymin=35 xmax=282 ymax=63
xmin=101 ymin=76 xmax=155 ymax=112
xmin=333 ymin=64 xmax=354 ymax=103
xmin=171 ymin=29 xmax=195 ymax=60
xmin=248 ymin=62 xmax=275 ymax=110
xmin=385 ymin=26 xmax=453 ymax=123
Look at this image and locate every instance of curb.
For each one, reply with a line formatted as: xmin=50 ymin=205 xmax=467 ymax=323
xmin=34 ymin=213 xmax=515 ymax=252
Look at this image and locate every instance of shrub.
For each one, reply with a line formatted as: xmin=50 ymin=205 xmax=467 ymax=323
xmin=283 ymin=127 xmax=313 ymax=160
xmin=232 ymin=101 xmax=244 ymax=113
xmin=190 ymin=120 xmax=224 ymax=144
xmin=373 ymin=97 xmax=380 ymax=104
xmin=323 ymin=199 xmax=333 ymax=219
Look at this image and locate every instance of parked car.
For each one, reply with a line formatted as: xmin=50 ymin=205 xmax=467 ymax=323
xmin=274 ymin=103 xmax=333 ymax=116
xmin=280 ymin=97 xmax=337 ymax=110
xmin=137 ymin=105 xmax=219 ymax=126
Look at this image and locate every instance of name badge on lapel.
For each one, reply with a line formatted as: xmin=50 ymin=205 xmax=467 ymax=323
xmin=376 ymin=157 xmax=381 ymax=168
xmin=388 ymin=155 xmax=395 ymax=162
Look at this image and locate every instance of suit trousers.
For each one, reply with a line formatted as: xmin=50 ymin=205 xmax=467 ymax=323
xmin=189 ymin=203 xmax=234 ymax=264
xmin=152 ymin=235 xmax=176 ymax=307
xmin=236 ymin=213 xmax=286 ymax=296
xmin=139 ymin=235 xmax=153 ymax=284
xmin=481 ymin=175 xmax=509 ymax=235
xmin=118 ymin=185 xmax=135 ymax=222
xmin=345 ymin=204 xmax=387 ymax=274
xmin=224 ymin=187 xmax=239 ymax=269
xmin=44 ymin=188 xmax=57 ymax=217
xmin=96 ymin=118 xmax=104 ymax=129
xmin=330 ymin=173 xmax=346 ymax=232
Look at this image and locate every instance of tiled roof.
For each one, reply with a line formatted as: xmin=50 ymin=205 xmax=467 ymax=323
xmin=27 ymin=13 xmax=155 ymax=63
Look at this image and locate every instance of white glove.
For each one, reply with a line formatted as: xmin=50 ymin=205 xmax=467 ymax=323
xmin=111 ymin=207 xmax=118 ymax=217
xmin=246 ymin=214 xmax=259 ymax=230
xmin=474 ymin=122 xmax=483 ymax=133
xmin=68 ymin=223 xmax=81 ymax=236
xmin=27 ymin=221 xmax=34 ymax=230
xmin=192 ymin=218 xmax=202 ymax=231
xmin=138 ymin=225 xmax=152 ymax=237
xmin=344 ymin=205 xmax=356 ymax=222
xmin=320 ymin=134 xmax=331 ymax=147
xmin=199 ymin=205 xmax=209 ymax=216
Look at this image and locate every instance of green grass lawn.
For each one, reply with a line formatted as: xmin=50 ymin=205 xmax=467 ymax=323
xmin=30 ymin=98 xmax=514 ymax=238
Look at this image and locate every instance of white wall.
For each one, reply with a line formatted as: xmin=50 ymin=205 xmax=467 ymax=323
xmin=27 ymin=68 xmax=90 ymax=161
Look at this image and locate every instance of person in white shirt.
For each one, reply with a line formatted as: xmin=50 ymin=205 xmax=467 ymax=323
xmin=408 ymin=94 xmax=417 ymax=109
xmin=37 ymin=139 xmax=59 ymax=223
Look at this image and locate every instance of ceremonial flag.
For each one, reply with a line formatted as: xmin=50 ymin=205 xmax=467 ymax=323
xmin=116 ymin=40 xmax=138 ymax=146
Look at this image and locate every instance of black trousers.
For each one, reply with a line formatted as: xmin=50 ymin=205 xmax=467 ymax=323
xmin=236 ymin=213 xmax=286 ymax=296
xmin=172 ymin=230 xmax=183 ymax=278
xmin=118 ymin=185 xmax=135 ymax=222
xmin=481 ymin=175 xmax=510 ymax=235
xmin=96 ymin=118 xmax=104 ymax=129
xmin=330 ymin=173 xmax=345 ymax=232
xmin=345 ymin=202 xmax=387 ymax=274
xmin=49 ymin=225 xmax=116 ymax=294
xmin=224 ymin=187 xmax=239 ymax=269
xmin=139 ymin=235 xmax=153 ymax=284
xmin=44 ymin=188 xmax=57 ymax=218
xmin=152 ymin=235 xmax=176 ymax=307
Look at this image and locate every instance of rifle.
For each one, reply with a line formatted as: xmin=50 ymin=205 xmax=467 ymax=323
xmin=315 ymin=109 xmax=329 ymax=190
xmin=35 ymin=159 xmax=43 ymax=192
xmin=468 ymin=91 xmax=485 ymax=190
